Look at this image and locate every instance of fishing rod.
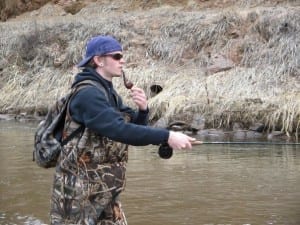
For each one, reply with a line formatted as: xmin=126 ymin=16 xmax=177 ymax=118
xmin=190 ymin=141 xmax=300 ymax=145
xmin=121 ymin=71 xmax=300 ymax=158
xmin=158 ymin=140 xmax=300 ymax=159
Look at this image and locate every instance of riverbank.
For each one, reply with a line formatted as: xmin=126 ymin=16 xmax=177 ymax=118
xmin=0 ymin=0 xmax=299 ymax=138
xmin=0 ymin=113 xmax=295 ymax=143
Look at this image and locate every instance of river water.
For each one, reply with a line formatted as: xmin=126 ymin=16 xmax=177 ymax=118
xmin=0 ymin=120 xmax=299 ymax=225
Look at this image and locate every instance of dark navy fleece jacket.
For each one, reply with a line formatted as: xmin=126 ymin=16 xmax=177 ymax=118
xmin=69 ymin=68 xmax=169 ymax=146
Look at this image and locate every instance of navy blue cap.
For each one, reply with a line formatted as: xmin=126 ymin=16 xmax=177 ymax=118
xmin=77 ymin=35 xmax=122 ymax=67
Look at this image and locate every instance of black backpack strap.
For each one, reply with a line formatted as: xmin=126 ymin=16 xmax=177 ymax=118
xmin=61 ymin=125 xmax=85 ymax=146
xmin=73 ymin=80 xmax=108 ymax=99
xmin=61 ymin=80 xmax=109 ymax=146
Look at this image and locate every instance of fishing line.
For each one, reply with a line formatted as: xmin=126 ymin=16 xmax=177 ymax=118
xmin=158 ymin=140 xmax=300 ymax=159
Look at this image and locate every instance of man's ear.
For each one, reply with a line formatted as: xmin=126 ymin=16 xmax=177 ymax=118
xmin=93 ymin=56 xmax=104 ymax=67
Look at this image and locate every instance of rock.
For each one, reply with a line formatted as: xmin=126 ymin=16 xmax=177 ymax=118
xmin=0 ymin=59 xmax=8 ymax=70
xmin=245 ymin=98 xmax=263 ymax=104
xmin=232 ymin=122 xmax=243 ymax=131
xmin=168 ymin=121 xmax=189 ymax=131
xmin=197 ymin=129 xmax=209 ymax=137
xmin=190 ymin=114 xmax=205 ymax=130
xmin=0 ymin=114 xmax=15 ymax=120
xmin=267 ymin=131 xmax=285 ymax=140
xmin=233 ymin=130 xmax=246 ymax=139
xmin=150 ymin=84 xmax=163 ymax=97
xmin=249 ymin=123 xmax=265 ymax=132
xmin=153 ymin=117 xmax=168 ymax=129
xmin=245 ymin=131 xmax=263 ymax=139
xmin=207 ymin=53 xmax=235 ymax=74
xmin=207 ymin=129 xmax=225 ymax=139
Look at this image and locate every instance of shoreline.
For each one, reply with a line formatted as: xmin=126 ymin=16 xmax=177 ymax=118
xmin=1 ymin=113 xmax=297 ymax=143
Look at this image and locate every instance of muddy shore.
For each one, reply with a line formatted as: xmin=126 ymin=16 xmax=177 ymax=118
xmin=1 ymin=113 xmax=295 ymax=143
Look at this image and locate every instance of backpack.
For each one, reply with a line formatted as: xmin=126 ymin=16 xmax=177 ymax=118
xmin=33 ymin=80 xmax=107 ymax=168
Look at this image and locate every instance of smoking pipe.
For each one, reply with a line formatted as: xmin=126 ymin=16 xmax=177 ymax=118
xmin=122 ymin=70 xmax=133 ymax=89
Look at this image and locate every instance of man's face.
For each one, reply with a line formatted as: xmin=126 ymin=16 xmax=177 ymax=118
xmin=101 ymin=51 xmax=125 ymax=78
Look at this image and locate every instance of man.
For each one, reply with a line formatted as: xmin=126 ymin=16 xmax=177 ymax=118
xmin=50 ymin=35 xmax=194 ymax=225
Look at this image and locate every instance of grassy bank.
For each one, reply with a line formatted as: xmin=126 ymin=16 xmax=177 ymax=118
xmin=0 ymin=1 xmax=299 ymax=137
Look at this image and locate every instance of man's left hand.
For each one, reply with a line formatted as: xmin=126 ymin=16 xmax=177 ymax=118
xmin=130 ymin=86 xmax=148 ymax=111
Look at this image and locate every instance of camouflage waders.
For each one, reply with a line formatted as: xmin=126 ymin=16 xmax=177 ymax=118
xmin=50 ymin=118 xmax=129 ymax=225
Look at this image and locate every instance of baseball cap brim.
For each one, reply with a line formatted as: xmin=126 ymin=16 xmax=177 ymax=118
xmin=77 ymin=55 xmax=93 ymax=67
xmin=77 ymin=35 xmax=122 ymax=68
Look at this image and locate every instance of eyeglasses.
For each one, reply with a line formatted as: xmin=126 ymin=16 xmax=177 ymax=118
xmin=104 ymin=53 xmax=123 ymax=60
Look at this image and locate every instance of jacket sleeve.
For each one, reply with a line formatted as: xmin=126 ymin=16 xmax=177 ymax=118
xmin=69 ymin=86 xmax=169 ymax=146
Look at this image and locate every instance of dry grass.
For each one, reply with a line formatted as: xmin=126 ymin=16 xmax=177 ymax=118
xmin=0 ymin=2 xmax=299 ymax=137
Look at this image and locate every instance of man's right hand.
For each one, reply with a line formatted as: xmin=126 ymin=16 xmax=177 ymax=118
xmin=167 ymin=131 xmax=196 ymax=150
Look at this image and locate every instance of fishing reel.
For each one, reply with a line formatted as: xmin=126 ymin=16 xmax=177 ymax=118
xmin=158 ymin=121 xmax=191 ymax=159
xmin=158 ymin=142 xmax=173 ymax=159
xmin=158 ymin=139 xmax=202 ymax=159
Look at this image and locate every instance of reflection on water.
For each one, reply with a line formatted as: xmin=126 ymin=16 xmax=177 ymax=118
xmin=0 ymin=121 xmax=299 ymax=225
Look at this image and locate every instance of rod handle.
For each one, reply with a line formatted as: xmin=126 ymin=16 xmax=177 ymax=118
xmin=190 ymin=140 xmax=203 ymax=145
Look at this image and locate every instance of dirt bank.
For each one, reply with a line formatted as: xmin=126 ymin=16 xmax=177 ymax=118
xmin=0 ymin=0 xmax=299 ymax=139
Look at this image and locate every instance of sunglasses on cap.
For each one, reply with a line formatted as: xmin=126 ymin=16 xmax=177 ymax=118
xmin=104 ymin=53 xmax=123 ymax=60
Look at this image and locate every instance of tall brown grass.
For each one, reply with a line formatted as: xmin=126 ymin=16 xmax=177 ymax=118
xmin=0 ymin=2 xmax=299 ymax=137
